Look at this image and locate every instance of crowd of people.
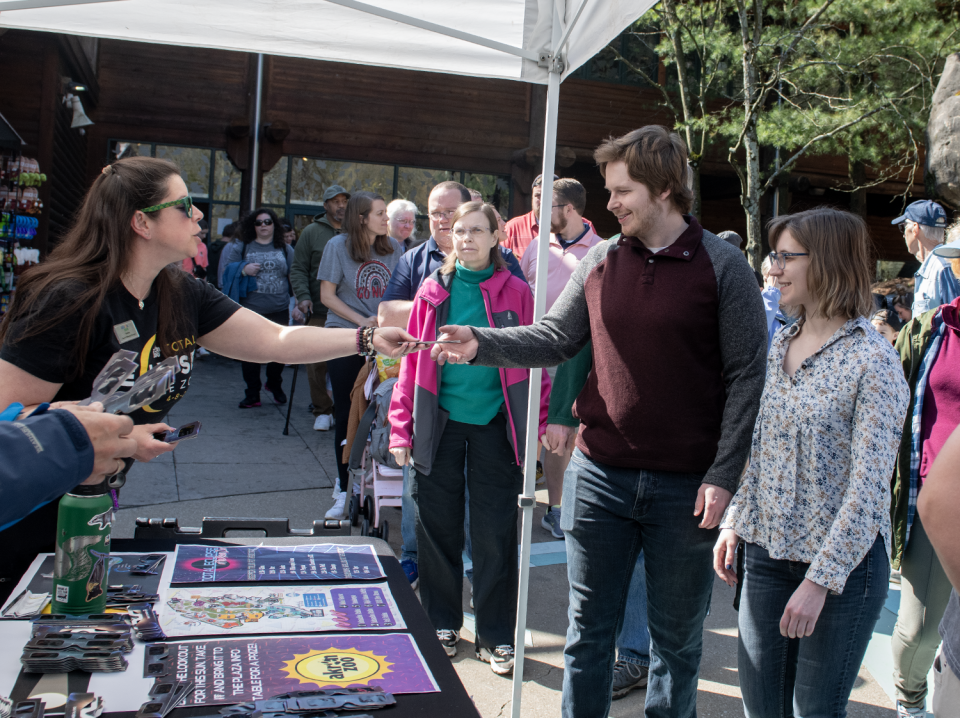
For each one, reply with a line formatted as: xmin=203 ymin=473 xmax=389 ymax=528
xmin=1 ymin=124 xmax=960 ymax=718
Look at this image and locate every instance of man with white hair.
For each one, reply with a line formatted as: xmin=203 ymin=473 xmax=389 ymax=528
xmin=894 ymin=200 xmax=958 ymax=316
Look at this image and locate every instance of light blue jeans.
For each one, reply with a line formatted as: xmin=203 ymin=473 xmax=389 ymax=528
xmin=616 ymin=550 xmax=650 ymax=667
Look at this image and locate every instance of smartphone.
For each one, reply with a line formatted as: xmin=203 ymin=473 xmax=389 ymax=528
xmin=153 ymin=420 xmax=202 ymax=443
xmin=414 ymin=340 xmax=462 ymax=345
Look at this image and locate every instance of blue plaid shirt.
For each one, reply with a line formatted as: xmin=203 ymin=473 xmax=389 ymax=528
xmin=906 ymin=309 xmax=947 ymax=547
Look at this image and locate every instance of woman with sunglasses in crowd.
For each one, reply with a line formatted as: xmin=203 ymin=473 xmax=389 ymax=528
xmin=0 ymin=156 xmax=416 ymax=599
xmin=388 ymin=201 xmax=550 ymax=675
xmin=713 ymin=207 xmax=910 ymax=716
xmin=221 ymin=208 xmax=299 ymax=408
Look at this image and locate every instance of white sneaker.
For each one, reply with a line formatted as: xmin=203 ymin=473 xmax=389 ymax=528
xmin=325 ymin=492 xmax=348 ymax=520
xmin=313 ymin=414 xmax=333 ymax=431
xmin=331 ymin=484 xmax=341 ymax=500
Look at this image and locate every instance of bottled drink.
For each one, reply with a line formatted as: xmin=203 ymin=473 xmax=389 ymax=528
xmin=51 ymin=482 xmax=115 ymax=615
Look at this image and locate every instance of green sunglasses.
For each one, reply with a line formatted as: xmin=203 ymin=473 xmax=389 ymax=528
xmin=140 ymin=196 xmax=194 ymax=217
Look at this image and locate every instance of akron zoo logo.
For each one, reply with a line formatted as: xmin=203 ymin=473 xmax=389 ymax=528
xmin=281 ymin=647 xmax=393 ymax=687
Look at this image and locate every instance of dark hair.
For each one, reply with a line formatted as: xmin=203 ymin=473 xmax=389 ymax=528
xmin=0 ymin=156 xmax=190 ymax=379
xmin=768 ymin=207 xmax=875 ymax=321
xmin=872 ymin=308 xmax=904 ymax=333
xmin=239 ymin=208 xmax=285 ymax=249
xmin=342 ymin=192 xmax=394 ymax=263
xmin=594 ymin=125 xmax=694 ymax=215
xmin=221 ymin=222 xmax=237 ymax=238
xmin=430 ymin=181 xmax=471 ymax=204
xmin=553 ymin=178 xmax=587 ymax=214
xmin=440 ymin=201 xmax=507 ymax=275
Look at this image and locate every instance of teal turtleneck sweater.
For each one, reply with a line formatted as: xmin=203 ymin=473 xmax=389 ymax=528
xmin=438 ymin=261 xmax=504 ymax=424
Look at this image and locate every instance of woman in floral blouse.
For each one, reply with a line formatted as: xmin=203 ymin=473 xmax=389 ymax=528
xmin=714 ymin=207 xmax=910 ymax=717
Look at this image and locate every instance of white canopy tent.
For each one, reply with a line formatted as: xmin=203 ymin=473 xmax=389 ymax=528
xmin=0 ymin=1 xmax=656 ymax=713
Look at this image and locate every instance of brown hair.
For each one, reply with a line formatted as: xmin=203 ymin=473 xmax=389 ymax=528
xmin=593 ymin=125 xmax=694 ymax=215
xmin=0 ymin=156 xmax=189 ymax=379
xmin=440 ymin=201 xmax=506 ymax=275
xmin=767 ymin=207 xmax=874 ymax=322
xmin=553 ymin=178 xmax=587 ymax=214
xmin=342 ymin=191 xmax=394 ymax=263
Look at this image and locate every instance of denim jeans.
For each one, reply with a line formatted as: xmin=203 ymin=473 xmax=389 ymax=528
xmin=559 ymin=450 xmax=716 ymax=718
xmin=412 ymin=414 xmax=521 ymax=650
xmin=616 ymin=550 xmax=650 ymax=667
xmin=738 ymin=536 xmax=888 ymax=718
xmin=401 ymin=465 xmax=417 ymax=563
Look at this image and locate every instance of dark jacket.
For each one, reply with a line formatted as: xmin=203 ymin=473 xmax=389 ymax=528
xmin=290 ymin=214 xmax=339 ymax=315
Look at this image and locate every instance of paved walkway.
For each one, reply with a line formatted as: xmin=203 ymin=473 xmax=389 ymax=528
xmin=114 ymin=353 xmax=901 ymax=717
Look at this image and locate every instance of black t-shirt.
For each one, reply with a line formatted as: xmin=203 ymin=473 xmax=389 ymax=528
xmin=0 ymin=274 xmax=240 ymax=597
xmin=1 ymin=274 xmax=240 ymax=424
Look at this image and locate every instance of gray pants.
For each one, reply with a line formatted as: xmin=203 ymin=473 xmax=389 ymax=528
xmin=892 ymin=517 xmax=954 ymax=708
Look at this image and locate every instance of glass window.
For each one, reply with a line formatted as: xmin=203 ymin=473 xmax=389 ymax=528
xmin=397 ymin=167 xmax=455 ymax=213
xmin=210 ymin=204 xmax=241 ymax=238
xmin=290 ymin=158 xmax=393 ymax=205
xmin=214 ymin=150 xmax=242 ymax=202
xmin=112 ymin=141 xmax=152 ymax=160
xmin=155 ymin=146 xmax=211 ymax=198
xmin=463 ymin=173 xmax=510 ymax=217
xmin=262 ymin=156 xmax=288 ymax=205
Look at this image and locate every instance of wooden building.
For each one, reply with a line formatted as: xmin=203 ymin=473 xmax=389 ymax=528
xmin=0 ymin=28 xmax=926 ymax=262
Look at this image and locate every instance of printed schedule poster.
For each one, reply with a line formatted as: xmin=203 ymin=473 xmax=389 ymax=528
xmin=160 ymin=584 xmax=406 ymax=637
xmin=156 ymin=633 xmax=439 ymax=705
xmin=171 ymin=544 xmax=385 ymax=583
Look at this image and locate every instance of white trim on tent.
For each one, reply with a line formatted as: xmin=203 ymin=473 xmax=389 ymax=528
xmin=0 ymin=0 xmax=122 ymax=10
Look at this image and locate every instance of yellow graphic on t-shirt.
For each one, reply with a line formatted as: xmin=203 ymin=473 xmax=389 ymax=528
xmin=137 ymin=334 xmax=195 ymax=413
xmin=281 ymin=648 xmax=393 ymax=687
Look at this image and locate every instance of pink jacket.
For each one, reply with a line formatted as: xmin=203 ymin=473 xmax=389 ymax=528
xmin=388 ymin=266 xmax=551 ymax=476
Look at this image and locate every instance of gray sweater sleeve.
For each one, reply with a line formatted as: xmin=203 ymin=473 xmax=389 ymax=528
xmin=700 ymin=233 xmax=769 ymax=491
xmin=472 ymin=242 xmax=613 ymax=368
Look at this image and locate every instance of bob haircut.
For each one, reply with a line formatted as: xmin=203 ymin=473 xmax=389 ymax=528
xmin=239 ymin=207 xmax=286 ymax=249
xmin=441 ymin=201 xmax=507 ymax=275
xmin=342 ymin=191 xmax=394 ymax=263
xmin=768 ymin=207 xmax=874 ymax=322
xmin=593 ymin=125 xmax=694 ymax=216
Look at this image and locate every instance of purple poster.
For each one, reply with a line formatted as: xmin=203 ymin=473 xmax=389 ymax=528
xmin=172 ymin=544 xmax=385 ymax=583
xmin=154 ymin=633 xmax=439 ymax=704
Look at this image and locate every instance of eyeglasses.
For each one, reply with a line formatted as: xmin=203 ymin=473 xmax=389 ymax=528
xmin=552 ymin=204 xmax=568 ymax=210
xmin=254 ymin=219 xmax=274 ymax=227
xmin=768 ymin=251 xmax=809 ymax=270
xmin=428 ymin=210 xmax=456 ymax=221
xmin=140 ymin=196 xmax=193 ymax=217
xmin=394 ymin=219 xmax=415 ymax=226
xmin=452 ymin=226 xmax=492 ymax=239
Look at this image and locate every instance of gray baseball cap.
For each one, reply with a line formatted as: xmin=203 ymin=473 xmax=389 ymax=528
xmin=322 ymin=185 xmax=350 ymax=202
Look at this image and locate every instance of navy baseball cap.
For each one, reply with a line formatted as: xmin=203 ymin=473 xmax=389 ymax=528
xmin=891 ymin=200 xmax=947 ymax=228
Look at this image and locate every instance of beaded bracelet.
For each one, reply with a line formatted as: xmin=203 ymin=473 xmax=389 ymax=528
xmin=358 ymin=326 xmax=377 ymax=357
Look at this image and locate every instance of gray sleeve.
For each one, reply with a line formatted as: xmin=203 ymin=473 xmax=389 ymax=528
xmin=472 ymin=241 xmax=614 ymax=368
xmin=701 ymin=235 xmax=769 ymax=492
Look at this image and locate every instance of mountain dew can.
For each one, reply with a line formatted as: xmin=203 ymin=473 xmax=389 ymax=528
xmin=51 ymin=482 xmax=115 ymax=615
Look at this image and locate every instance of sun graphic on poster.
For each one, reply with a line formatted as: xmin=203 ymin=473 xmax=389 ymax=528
xmin=281 ymin=648 xmax=393 ymax=688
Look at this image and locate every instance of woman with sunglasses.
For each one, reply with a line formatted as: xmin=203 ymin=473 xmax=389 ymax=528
xmin=388 ymin=201 xmax=550 ymax=675
xmin=0 ymin=156 xmax=416 ymax=596
xmin=221 ymin=208 xmax=299 ymax=408
xmin=712 ymin=207 xmax=910 ymax=716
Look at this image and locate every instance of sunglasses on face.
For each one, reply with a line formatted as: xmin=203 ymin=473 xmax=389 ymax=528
xmin=255 ymin=219 xmax=274 ymax=227
xmin=140 ymin=196 xmax=194 ymax=218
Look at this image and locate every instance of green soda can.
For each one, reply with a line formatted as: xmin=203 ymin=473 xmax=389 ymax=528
xmin=51 ymin=481 xmax=117 ymax=615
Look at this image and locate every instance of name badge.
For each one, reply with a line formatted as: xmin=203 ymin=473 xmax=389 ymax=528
xmin=113 ymin=320 xmax=140 ymax=344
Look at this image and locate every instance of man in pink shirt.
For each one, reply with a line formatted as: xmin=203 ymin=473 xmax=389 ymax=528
xmin=504 ymin=174 xmax=596 ymax=261
xmin=519 ymin=178 xmax=604 ymax=538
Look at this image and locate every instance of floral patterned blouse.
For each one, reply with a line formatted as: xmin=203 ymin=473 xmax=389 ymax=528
xmin=722 ymin=316 xmax=909 ymax=593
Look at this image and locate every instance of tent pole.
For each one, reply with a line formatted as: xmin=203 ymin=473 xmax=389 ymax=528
xmin=511 ymin=2 xmax=564 ymax=716
xmin=249 ymin=52 xmax=264 ymax=212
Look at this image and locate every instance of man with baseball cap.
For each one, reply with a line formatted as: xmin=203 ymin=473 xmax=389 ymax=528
xmin=893 ymin=199 xmax=958 ymax=316
xmin=290 ymin=184 xmax=350 ymax=431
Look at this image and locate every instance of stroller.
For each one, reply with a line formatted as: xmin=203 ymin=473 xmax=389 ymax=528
xmin=346 ymin=376 xmax=404 ymax=541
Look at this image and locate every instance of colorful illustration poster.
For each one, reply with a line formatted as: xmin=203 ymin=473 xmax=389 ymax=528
xmin=159 ymin=584 xmax=405 ymax=637
xmin=172 ymin=544 xmax=385 ymax=583
xmin=152 ymin=634 xmax=439 ymax=704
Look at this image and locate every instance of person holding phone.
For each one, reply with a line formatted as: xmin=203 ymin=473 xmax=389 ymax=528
xmin=388 ymin=201 xmax=550 ymax=675
xmin=0 ymin=156 xmax=417 ymax=599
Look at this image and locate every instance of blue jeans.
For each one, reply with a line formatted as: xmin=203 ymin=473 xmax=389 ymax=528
xmin=616 ymin=550 xmax=650 ymax=667
xmin=559 ymin=450 xmax=716 ymax=718
xmin=401 ymin=465 xmax=417 ymax=563
xmin=738 ymin=536 xmax=888 ymax=718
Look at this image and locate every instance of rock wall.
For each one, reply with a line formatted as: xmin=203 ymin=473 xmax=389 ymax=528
xmin=927 ymin=52 xmax=960 ymax=209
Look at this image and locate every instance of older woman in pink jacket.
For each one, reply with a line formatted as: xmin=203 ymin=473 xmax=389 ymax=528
xmin=389 ymin=201 xmax=550 ymax=677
